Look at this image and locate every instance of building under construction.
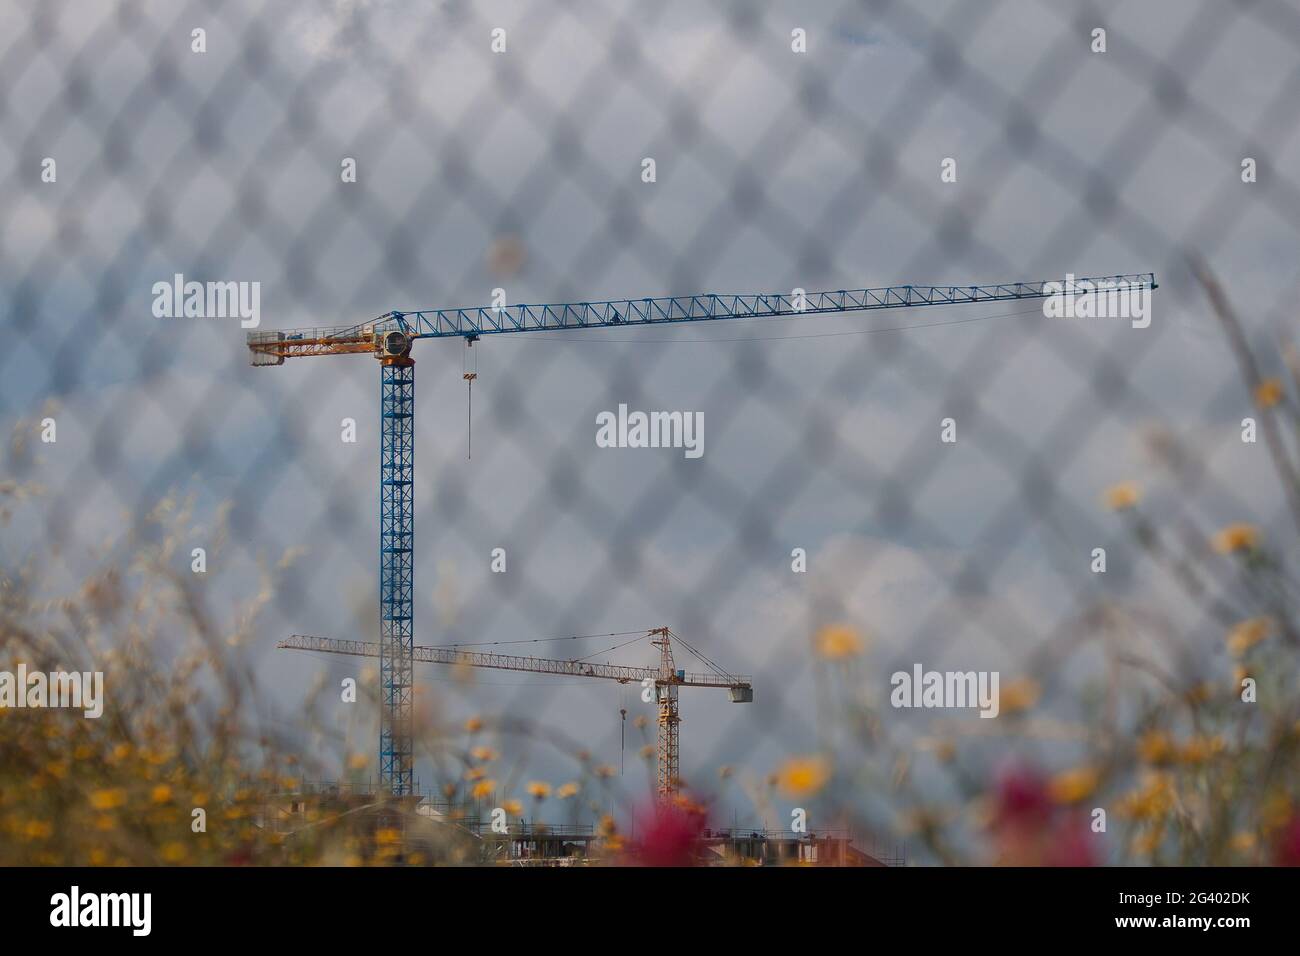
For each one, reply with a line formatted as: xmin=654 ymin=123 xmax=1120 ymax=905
xmin=260 ymin=782 xmax=897 ymax=866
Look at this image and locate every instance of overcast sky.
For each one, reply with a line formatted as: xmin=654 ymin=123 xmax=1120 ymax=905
xmin=2 ymin=0 xmax=1298 ymax=845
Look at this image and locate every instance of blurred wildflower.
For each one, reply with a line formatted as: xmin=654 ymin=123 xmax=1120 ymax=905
xmin=989 ymin=765 xmax=1095 ymax=866
xmin=1103 ymin=481 xmax=1141 ymax=511
xmin=1227 ymin=617 xmax=1271 ymax=657
xmin=1137 ymin=730 xmax=1175 ymax=765
xmin=1118 ymin=772 xmax=1175 ymax=821
xmin=814 ymin=623 xmax=865 ymax=660
xmin=89 ymin=789 xmax=126 ymax=811
xmin=776 ymin=755 xmax=831 ymax=798
xmin=1274 ymin=814 xmax=1300 ymax=866
xmin=1254 ymin=378 xmax=1284 ymax=408
xmin=23 ymin=819 xmax=53 ymax=840
xmin=1212 ymin=523 xmax=1259 ymax=554
xmin=998 ymin=677 xmax=1041 ymax=715
xmin=1229 ymin=831 xmax=1256 ymax=853
xmin=627 ymin=803 xmax=705 ymax=867
xmin=1179 ymin=735 xmax=1225 ymax=765
xmin=1048 ymin=767 xmax=1099 ymax=804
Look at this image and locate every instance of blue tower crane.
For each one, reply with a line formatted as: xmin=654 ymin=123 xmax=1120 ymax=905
xmin=248 ymin=272 xmax=1157 ymax=796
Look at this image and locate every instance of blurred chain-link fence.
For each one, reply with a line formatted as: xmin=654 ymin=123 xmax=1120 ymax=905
xmin=3 ymin=0 xmax=1300 ymax=865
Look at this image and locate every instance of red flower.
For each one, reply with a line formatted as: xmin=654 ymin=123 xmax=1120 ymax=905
xmin=626 ymin=801 xmax=707 ymax=867
xmin=1274 ymin=814 xmax=1300 ymax=866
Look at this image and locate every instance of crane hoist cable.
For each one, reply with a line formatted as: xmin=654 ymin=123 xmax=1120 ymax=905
xmin=462 ymin=335 xmax=478 ymax=459
xmin=619 ymin=690 xmax=627 ymax=778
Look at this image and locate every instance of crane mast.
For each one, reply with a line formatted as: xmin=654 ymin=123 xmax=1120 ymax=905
xmin=653 ymin=628 xmax=681 ymax=798
xmin=250 ymin=273 xmax=1157 ymax=797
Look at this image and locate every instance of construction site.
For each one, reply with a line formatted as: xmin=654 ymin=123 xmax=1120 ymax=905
xmin=259 ymin=779 xmax=900 ymax=866
xmin=243 ymin=275 xmax=1151 ymax=865
xmin=5 ymin=0 xmax=1296 ymax=897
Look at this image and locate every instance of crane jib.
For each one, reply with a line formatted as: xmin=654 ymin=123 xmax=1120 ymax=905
xmin=246 ymin=273 xmax=1157 ymax=361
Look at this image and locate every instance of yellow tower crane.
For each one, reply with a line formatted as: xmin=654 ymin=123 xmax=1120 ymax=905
xmin=278 ymin=626 xmax=752 ymax=802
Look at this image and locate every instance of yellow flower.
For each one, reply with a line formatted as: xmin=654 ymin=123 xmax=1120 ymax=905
xmin=89 ymin=788 xmax=126 ymax=810
xmin=1229 ymin=831 xmax=1256 ymax=853
xmin=1179 ymin=734 xmax=1225 ymax=764
xmin=998 ymin=677 xmax=1041 ymax=715
xmin=23 ymin=819 xmax=53 ymax=840
xmin=160 ymin=841 xmax=187 ymax=863
xmin=150 ymin=784 xmax=173 ymax=804
xmin=594 ymin=764 xmax=617 ymax=778
xmin=1137 ymin=730 xmax=1175 ymax=765
xmin=1255 ymin=378 xmax=1284 ymax=408
xmin=776 ymin=755 xmax=831 ymax=798
xmin=1118 ymin=772 xmax=1175 ymax=821
xmin=464 ymin=766 xmax=486 ymax=782
xmin=470 ymin=746 xmax=497 ymax=762
xmin=1103 ymin=481 xmax=1141 ymax=511
xmin=375 ymin=828 xmax=401 ymax=846
xmin=1212 ymin=523 xmax=1259 ymax=554
xmin=1130 ymin=826 xmax=1164 ymax=856
xmin=1048 ymin=767 xmax=1099 ymax=804
xmin=526 ymin=781 xmax=551 ymax=799
xmin=1261 ymin=792 xmax=1292 ymax=828
xmin=1227 ymin=617 xmax=1271 ymax=657
xmin=814 ymin=624 xmax=865 ymax=660
xmin=556 ymin=782 xmax=580 ymax=799
xmin=347 ymin=752 xmax=369 ymax=770
xmin=471 ymin=779 xmax=496 ymax=799
xmin=464 ymin=717 xmax=484 ymax=733
xmin=501 ymin=799 xmax=523 ymax=817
